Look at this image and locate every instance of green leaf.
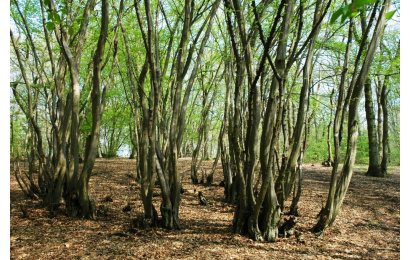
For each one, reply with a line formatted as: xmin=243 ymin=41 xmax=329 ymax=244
xmin=75 ymin=16 xmax=84 ymax=24
xmin=353 ymin=0 xmax=377 ymax=7
xmin=61 ymin=8 xmax=68 ymax=15
xmin=341 ymin=13 xmax=348 ymax=23
xmin=46 ymin=22 xmax=55 ymax=31
xmin=68 ymin=27 xmax=75 ymax=36
xmin=342 ymin=4 xmax=352 ymax=16
xmin=386 ymin=10 xmax=396 ymax=20
xmin=330 ymin=7 xmax=344 ymax=24
xmin=53 ymin=13 xmax=61 ymax=23
xmin=44 ymin=0 xmax=50 ymax=5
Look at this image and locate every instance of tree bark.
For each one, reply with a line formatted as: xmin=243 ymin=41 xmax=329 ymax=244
xmin=76 ymin=0 xmax=111 ymax=219
xmin=135 ymin=0 xmax=161 ymax=226
xmin=380 ymin=76 xmax=390 ymax=176
xmin=364 ymin=78 xmax=382 ymax=177
xmin=314 ymin=0 xmax=391 ymax=232
xmin=327 ymin=88 xmax=335 ymax=166
xmin=276 ymin=0 xmax=327 ymax=208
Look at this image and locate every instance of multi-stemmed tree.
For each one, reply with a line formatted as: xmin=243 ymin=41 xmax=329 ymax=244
xmin=10 ymin=0 xmax=398 ymax=241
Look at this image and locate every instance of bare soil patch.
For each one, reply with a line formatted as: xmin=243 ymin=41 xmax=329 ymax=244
xmin=10 ymin=158 xmax=400 ymax=259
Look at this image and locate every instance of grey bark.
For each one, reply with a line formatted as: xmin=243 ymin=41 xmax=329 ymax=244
xmin=364 ymin=78 xmax=382 ymax=177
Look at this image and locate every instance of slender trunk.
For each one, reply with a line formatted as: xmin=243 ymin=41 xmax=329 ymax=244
xmin=76 ymin=0 xmax=111 ymax=219
xmin=208 ymin=134 xmax=221 ymax=185
xmin=176 ymin=0 xmax=222 ymax=150
xmin=376 ymin=77 xmax=384 ymax=162
xmin=314 ymin=18 xmax=354 ymax=231
xmin=314 ymin=0 xmax=391 ymax=232
xmin=166 ymin=0 xmax=193 ymax=229
xmin=220 ymin=55 xmax=233 ymax=201
xmin=277 ymin=0 xmax=324 ymax=206
xmin=224 ymin=0 xmax=246 ymax=231
xmin=191 ymin=88 xmax=211 ymax=184
xmin=380 ymin=76 xmax=390 ymax=175
xmin=135 ymin=0 xmax=161 ymax=226
xmin=364 ymin=78 xmax=382 ymax=177
xmin=191 ymin=66 xmax=220 ymax=183
xmin=290 ymin=117 xmax=308 ymax=215
xmin=327 ymin=88 xmax=335 ymax=166
xmin=10 ymin=37 xmax=45 ymax=199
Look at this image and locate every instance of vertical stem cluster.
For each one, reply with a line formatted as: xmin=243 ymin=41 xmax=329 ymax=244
xmin=315 ymin=0 xmax=391 ymax=232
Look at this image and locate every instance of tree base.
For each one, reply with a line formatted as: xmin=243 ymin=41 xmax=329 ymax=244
xmin=365 ymin=165 xmax=385 ymax=178
xmin=322 ymin=160 xmax=332 ymax=167
xmin=191 ymin=175 xmax=198 ymax=185
xmin=289 ymin=205 xmax=300 ymax=217
xmin=206 ymin=175 xmax=213 ymax=185
xmin=160 ymin=205 xmax=180 ymax=230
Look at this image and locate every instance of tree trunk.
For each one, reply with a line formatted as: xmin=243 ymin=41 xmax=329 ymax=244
xmin=376 ymin=77 xmax=384 ymax=162
xmin=314 ymin=0 xmax=391 ymax=232
xmin=191 ymin=67 xmax=220 ymax=184
xmin=220 ymin=54 xmax=233 ymax=201
xmin=327 ymin=88 xmax=335 ymax=166
xmin=380 ymin=76 xmax=390 ymax=176
xmin=290 ymin=116 xmax=309 ymax=216
xmin=364 ymin=78 xmax=382 ymax=177
xmin=276 ymin=0 xmax=325 ymax=207
xmin=313 ymin=17 xmax=353 ymax=232
xmin=129 ymin=146 xmax=137 ymax=159
xmin=78 ymin=0 xmax=110 ymax=219
xmin=135 ymin=0 xmax=162 ymax=226
xmin=208 ymin=136 xmax=221 ymax=185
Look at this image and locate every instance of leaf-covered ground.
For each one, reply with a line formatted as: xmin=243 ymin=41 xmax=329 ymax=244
xmin=10 ymin=158 xmax=400 ymax=259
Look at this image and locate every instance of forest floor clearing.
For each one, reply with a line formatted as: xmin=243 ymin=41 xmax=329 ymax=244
xmin=10 ymin=158 xmax=400 ymax=259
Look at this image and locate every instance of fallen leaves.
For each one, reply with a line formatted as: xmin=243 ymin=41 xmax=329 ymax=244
xmin=10 ymin=159 xmax=400 ymax=259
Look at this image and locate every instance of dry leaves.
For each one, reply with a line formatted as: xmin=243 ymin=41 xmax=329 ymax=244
xmin=10 ymin=159 xmax=400 ymax=259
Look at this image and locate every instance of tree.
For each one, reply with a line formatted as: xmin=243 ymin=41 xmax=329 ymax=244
xmin=364 ymin=78 xmax=382 ymax=176
xmin=221 ymin=0 xmax=331 ymax=242
xmin=315 ymin=0 xmax=392 ymax=233
xmin=190 ymin=63 xmax=221 ymax=184
xmin=132 ymin=0 xmax=221 ymax=229
xmin=10 ymin=0 xmax=399 ymax=244
xmin=10 ymin=0 xmax=122 ymax=218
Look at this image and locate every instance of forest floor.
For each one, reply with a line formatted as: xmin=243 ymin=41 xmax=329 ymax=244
xmin=10 ymin=158 xmax=400 ymax=259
